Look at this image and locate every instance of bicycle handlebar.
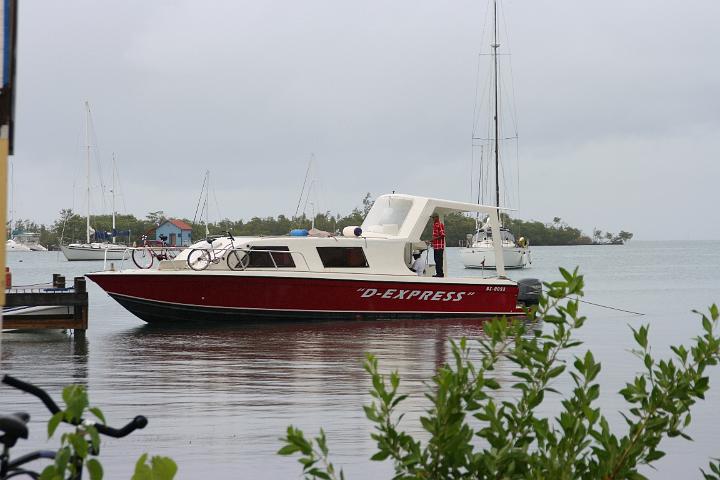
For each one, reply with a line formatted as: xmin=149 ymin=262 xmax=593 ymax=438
xmin=206 ymin=231 xmax=235 ymax=244
xmin=2 ymin=375 xmax=148 ymax=438
xmin=2 ymin=375 xmax=61 ymax=415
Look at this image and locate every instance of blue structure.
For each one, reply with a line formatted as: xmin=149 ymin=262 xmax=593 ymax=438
xmin=155 ymin=219 xmax=193 ymax=246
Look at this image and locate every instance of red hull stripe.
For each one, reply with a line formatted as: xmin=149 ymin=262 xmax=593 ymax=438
xmin=109 ymin=294 xmax=522 ymax=323
xmin=87 ymin=273 xmax=521 ymax=320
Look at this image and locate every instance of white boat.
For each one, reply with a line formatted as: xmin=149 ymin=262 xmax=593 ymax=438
xmin=459 ymin=222 xmax=530 ymax=269
xmin=460 ymin=0 xmax=530 ymax=270
xmin=61 ymin=102 xmax=128 ymax=261
xmin=6 ymin=239 xmax=31 ymax=252
xmin=10 ymin=232 xmax=47 ymax=251
xmin=61 ymin=242 xmax=128 ymax=261
xmin=88 ymin=193 xmax=542 ymax=323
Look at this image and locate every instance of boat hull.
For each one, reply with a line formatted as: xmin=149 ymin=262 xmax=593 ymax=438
xmin=459 ymin=246 xmax=530 ymax=270
xmin=61 ymin=245 xmax=128 ymax=261
xmin=87 ymin=271 xmax=523 ymax=323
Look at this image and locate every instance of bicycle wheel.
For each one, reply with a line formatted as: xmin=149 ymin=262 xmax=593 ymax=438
xmin=187 ymin=249 xmax=212 ymax=271
xmin=132 ymin=248 xmax=154 ymax=269
xmin=165 ymin=247 xmax=180 ymax=260
xmin=226 ymin=249 xmax=250 ymax=271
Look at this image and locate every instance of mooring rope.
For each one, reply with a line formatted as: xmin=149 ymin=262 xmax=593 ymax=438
xmin=537 ymin=285 xmax=645 ymax=316
xmin=575 ymin=298 xmax=645 ymax=316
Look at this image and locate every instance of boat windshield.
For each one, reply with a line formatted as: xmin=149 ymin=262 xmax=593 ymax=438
xmin=362 ymin=197 xmax=413 ymax=235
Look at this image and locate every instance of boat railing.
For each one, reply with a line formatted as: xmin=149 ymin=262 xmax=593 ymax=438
xmin=102 ymin=246 xmax=188 ymax=271
xmin=103 ymin=246 xmax=313 ymax=272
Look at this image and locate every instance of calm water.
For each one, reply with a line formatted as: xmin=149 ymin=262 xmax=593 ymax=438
xmin=1 ymin=242 xmax=719 ymax=478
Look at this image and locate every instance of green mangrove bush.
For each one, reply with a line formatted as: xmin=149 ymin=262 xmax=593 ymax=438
xmin=279 ymin=268 xmax=720 ymax=479
xmin=39 ymin=384 xmax=176 ymax=480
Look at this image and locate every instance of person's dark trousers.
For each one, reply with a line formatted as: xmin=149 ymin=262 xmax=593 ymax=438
xmin=434 ymin=248 xmax=444 ymax=277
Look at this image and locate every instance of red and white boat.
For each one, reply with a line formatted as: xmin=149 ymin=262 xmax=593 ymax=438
xmin=87 ymin=194 xmax=540 ymax=323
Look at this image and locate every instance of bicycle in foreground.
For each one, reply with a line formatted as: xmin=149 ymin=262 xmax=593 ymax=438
xmin=132 ymin=234 xmax=179 ymax=269
xmin=186 ymin=231 xmax=249 ymax=271
xmin=0 ymin=375 xmax=148 ymax=479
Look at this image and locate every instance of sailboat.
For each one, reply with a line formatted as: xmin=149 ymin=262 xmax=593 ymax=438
xmin=460 ymin=0 xmax=530 ymax=270
xmin=5 ymin=160 xmax=45 ymax=251
xmin=60 ymin=102 xmax=128 ymax=261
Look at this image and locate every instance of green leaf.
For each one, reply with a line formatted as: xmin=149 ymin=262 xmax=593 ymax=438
xmin=371 ymin=450 xmax=391 ymax=461
xmin=39 ymin=465 xmax=60 ymax=480
xmin=86 ymin=458 xmax=104 ymax=480
xmin=277 ymin=444 xmax=300 ymax=455
xmin=132 ymin=454 xmax=178 ymax=480
xmin=48 ymin=411 xmax=63 ymax=438
xmin=89 ymin=407 xmax=106 ymax=424
xmin=150 ymin=456 xmax=178 ymax=480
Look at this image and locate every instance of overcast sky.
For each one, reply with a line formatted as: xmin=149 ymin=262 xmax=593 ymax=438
xmin=9 ymin=0 xmax=720 ymax=240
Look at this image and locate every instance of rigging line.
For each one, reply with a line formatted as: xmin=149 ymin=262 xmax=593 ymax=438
xmin=498 ymin=56 xmax=519 ymax=137
xmin=302 ymin=179 xmax=315 ymax=219
xmin=191 ymin=171 xmax=208 ymax=226
xmin=87 ymin=107 xmax=108 ymax=214
xmin=295 ymin=155 xmax=313 ymax=219
xmin=481 ymin=0 xmax=492 ymax=54
xmin=471 ymin=53 xmax=483 ymax=140
xmin=473 ymin=136 xmax=518 ymax=141
xmin=473 ymin=65 xmax=493 ymax=137
xmin=470 ymin=145 xmax=474 ymax=203
xmin=114 ymin=157 xmax=128 ymax=214
xmin=498 ymin=0 xmax=520 ymax=135
xmin=516 ymin=136 xmax=521 ymax=210
xmin=212 ymin=184 xmax=223 ymax=223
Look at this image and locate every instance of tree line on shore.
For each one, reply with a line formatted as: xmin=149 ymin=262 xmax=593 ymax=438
xmin=8 ymin=194 xmax=632 ymax=248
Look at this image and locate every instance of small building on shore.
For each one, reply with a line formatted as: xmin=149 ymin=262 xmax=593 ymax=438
xmin=148 ymin=219 xmax=193 ymax=246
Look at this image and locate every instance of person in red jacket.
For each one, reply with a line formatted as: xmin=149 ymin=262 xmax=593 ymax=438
xmin=431 ymin=214 xmax=446 ymax=277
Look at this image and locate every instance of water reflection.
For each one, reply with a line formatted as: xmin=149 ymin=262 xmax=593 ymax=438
xmin=103 ymin=318 xmax=494 ymax=396
xmin=1 ymin=330 xmax=89 ymax=384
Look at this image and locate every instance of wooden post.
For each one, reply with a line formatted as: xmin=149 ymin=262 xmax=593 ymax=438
xmin=0 ymin=138 xmax=7 ymax=305
xmin=73 ymin=276 xmax=88 ymax=337
xmin=53 ymin=273 xmax=65 ymax=288
xmin=0 ymin=0 xmax=18 ymax=308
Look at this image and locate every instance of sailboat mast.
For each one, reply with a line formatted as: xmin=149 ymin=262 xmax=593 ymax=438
xmin=112 ymin=153 xmax=116 ymax=244
xmin=85 ymin=101 xmax=91 ymax=244
xmin=492 ymin=0 xmax=501 ymax=223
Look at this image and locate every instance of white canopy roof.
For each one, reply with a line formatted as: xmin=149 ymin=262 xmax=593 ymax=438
xmin=361 ymin=193 xmax=503 ymax=242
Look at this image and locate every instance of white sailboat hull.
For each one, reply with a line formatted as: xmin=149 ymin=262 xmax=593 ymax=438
xmin=61 ymin=244 xmax=129 ymax=261
xmin=459 ymin=245 xmax=530 ymax=270
xmin=6 ymin=240 xmax=31 ymax=252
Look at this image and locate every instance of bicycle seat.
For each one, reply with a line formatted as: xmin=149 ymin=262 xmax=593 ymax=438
xmin=205 ymin=235 xmax=222 ymax=244
xmin=0 ymin=412 xmax=30 ymax=448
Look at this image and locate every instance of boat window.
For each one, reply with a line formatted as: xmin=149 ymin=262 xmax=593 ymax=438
xmin=361 ymin=197 xmax=413 ymax=234
xmin=317 ymin=247 xmax=369 ymax=268
xmin=501 ymin=230 xmax=515 ymax=243
xmin=248 ymin=246 xmax=296 ymax=268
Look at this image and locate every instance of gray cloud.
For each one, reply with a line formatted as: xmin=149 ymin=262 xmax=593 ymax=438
xmin=10 ymin=0 xmax=720 ymax=240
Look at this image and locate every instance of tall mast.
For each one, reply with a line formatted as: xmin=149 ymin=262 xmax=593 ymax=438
xmin=492 ymin=0 xmax=501 ymax=223
xmin=85 ymin=101 xmax=91 ymax=244
xmin=111 ymin=153 xmax=116 ymax=243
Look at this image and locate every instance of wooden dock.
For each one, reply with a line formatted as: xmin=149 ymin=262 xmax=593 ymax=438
xmin=2 ymin=275 xmax=88 ymax=336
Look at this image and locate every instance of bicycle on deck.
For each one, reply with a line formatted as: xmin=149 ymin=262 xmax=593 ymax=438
xmin=0 ymin=375 xmax=147 ymax=480
xmin=132 ymin=234 xmax=179 ymax=269
xmin=186 ymin=231 xmax=249 ymax=271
